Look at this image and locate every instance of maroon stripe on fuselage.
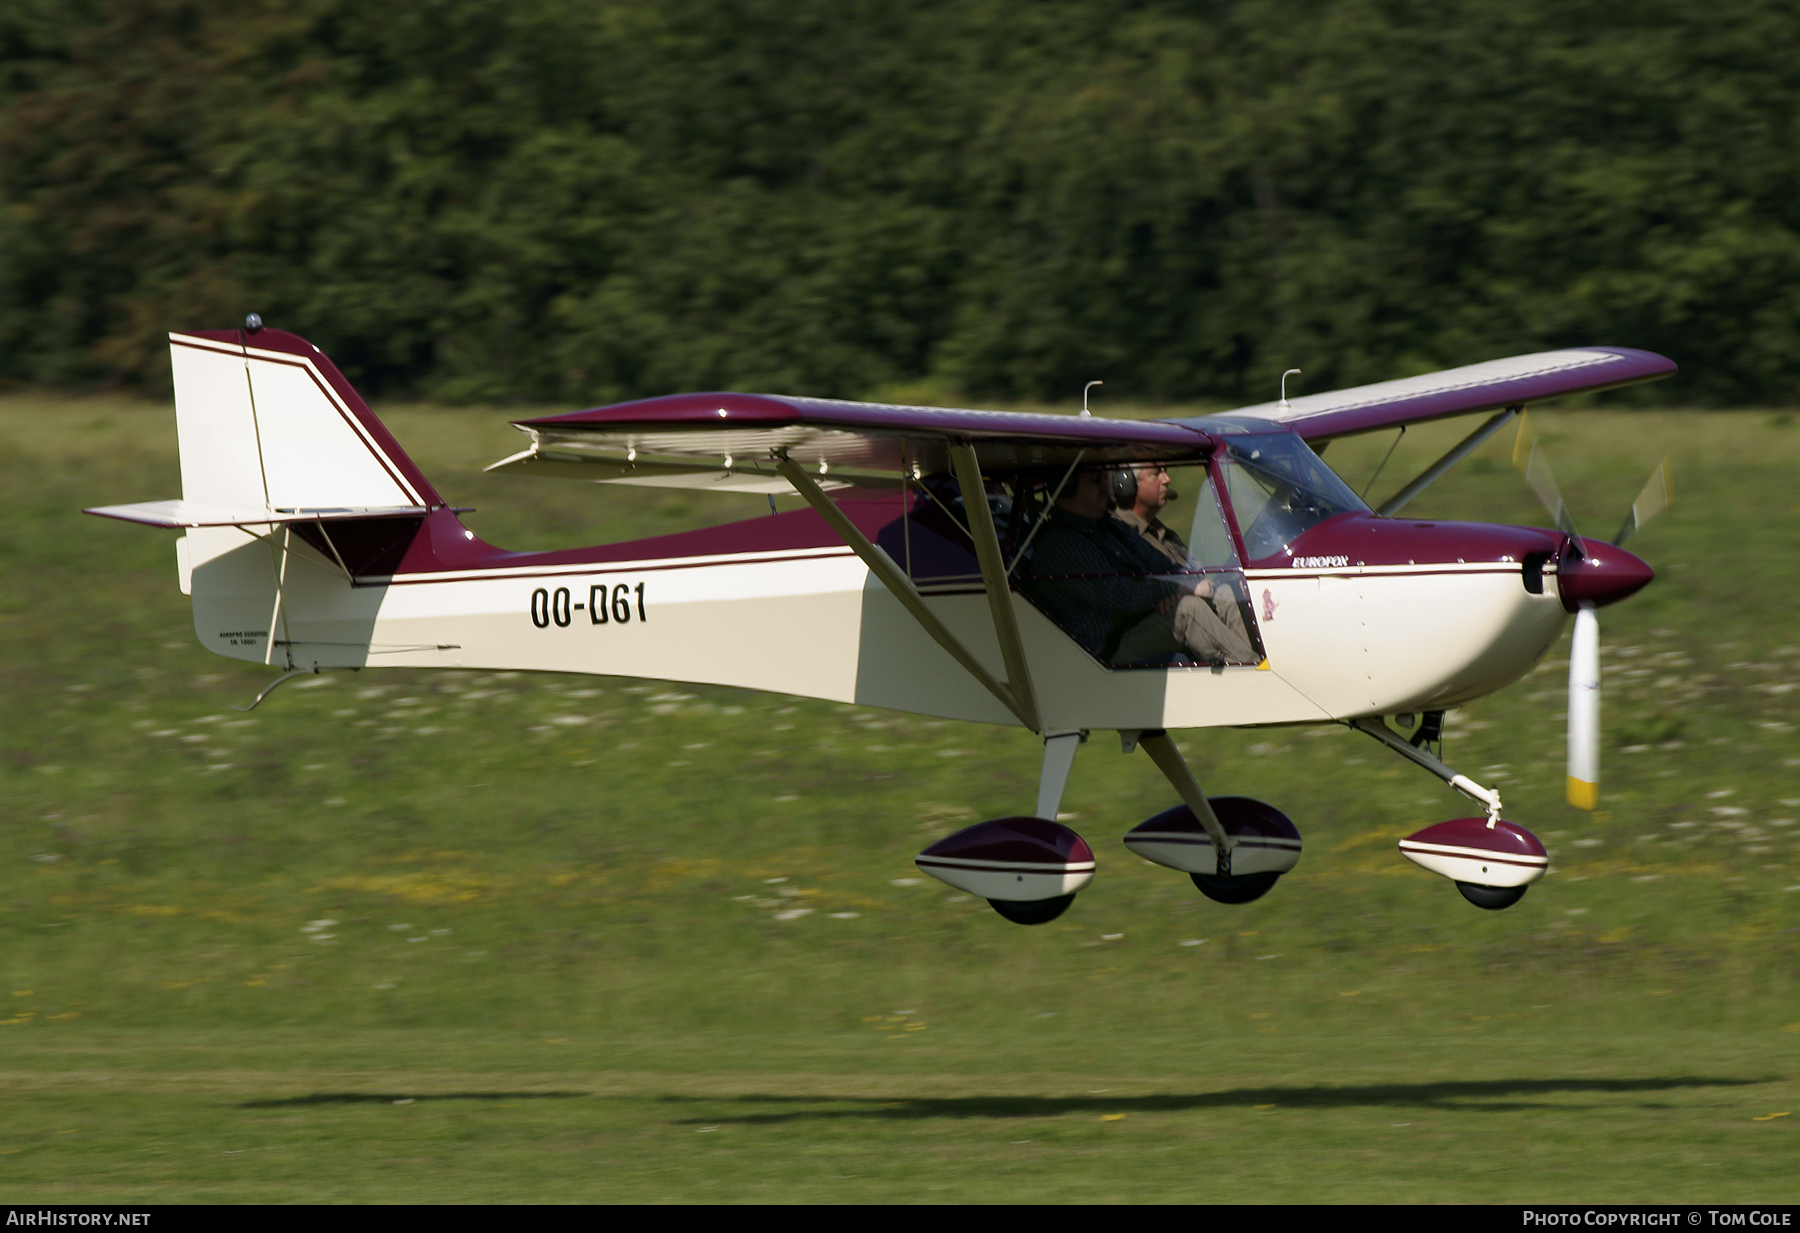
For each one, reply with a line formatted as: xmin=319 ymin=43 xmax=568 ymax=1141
xmin=1248 ymin=514 xmax=1564 ymax=572
xmin=372 ymin=547 xmax=858 ymax=586
xmin=1396 ymin=847 xmax=1546 ymax=870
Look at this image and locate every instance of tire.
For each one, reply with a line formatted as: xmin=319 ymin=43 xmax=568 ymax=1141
xmin=989 ymin=894 xmax=1075 ymax=925
xmin=1456 ymin=881 xmax=1528 ymax=911
xmin=1189 ymin=871 xmax=1281 ymax=904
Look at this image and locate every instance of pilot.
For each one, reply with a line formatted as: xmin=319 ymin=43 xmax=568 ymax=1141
xmin=1111 ymin=463 xmax=1189 ymax=566
xmin=1026 ymin=469 xmax=1254 ymax=666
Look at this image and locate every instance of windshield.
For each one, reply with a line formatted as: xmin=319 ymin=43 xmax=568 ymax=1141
xmin=1214 ymin=432 xmax=1367 ymax=562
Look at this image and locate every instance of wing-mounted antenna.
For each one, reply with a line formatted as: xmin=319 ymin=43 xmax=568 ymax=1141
xmin=1081 ymin=380 xmax=1103 ymax=418
xmin=1277 ymin=369 xmax=1302 ymax=410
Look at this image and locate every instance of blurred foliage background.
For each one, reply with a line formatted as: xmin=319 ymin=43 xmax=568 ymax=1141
xmin=3 ymin=0 xmax=1797 ymax=407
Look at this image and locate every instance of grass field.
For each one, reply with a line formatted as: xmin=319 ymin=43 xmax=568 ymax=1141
xmin=1 ymin=394 xmax=1796 ymax=1202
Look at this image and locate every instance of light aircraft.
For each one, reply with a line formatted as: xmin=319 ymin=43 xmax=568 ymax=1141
xmin=88 ymin=321 xmax=1676 ymax=924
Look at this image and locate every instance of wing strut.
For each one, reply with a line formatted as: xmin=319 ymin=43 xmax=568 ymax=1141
xmin=946 ymin=442 xmax=1041 ymax=732
xmin=1375 ymin=405 xmax=1519 ymax=516
xmin=773 ymin=455 xmax=1039 ymax=731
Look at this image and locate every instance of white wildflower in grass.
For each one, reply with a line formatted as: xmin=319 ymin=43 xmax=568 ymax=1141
xmin=772 ymin=908 xmax=813 ymax=921
xmin=774 ymin=794 xmax=799 ymax=802
xmin=827 ymin=912 xmax=859 ymax=919
xmin=388 ymin=924 xmax=413 ymax=931
xmin=300 ymin=920 xmax=337 ymax=933
xmin=1178 ymin=939 xmax=1207 ymax=947
xmin=890 ymin=878 xmax=923 ymax=886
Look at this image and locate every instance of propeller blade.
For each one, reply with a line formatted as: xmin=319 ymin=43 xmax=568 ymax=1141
xmin=1567 ymin=604 xmax=1600 ymax=811
xmin=1611 ymin=456 xmax=1672 ymax=547
xmin=1512 ymin=411 xmax=1584 ymax=548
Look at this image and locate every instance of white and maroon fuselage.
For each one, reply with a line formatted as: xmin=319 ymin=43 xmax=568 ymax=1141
xmin=186 ymin=469 xmax=1651 ymax=734
xmin=128 ymin=328 xmax=1654 ymax=733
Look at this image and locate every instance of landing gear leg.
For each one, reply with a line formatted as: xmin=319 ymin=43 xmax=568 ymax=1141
xmin=1133 ymin=730 xmax=1232 ymax=873
xmin=1036 ymin=730 xmax=1084 ymax=819
xmin=1349 ymin=717 xmax=1505 ymax=822
xmin=1354 ymin=718 xmax=1543 ymax=910
xmin=1126 ymin=730 xmax=1287 ymax=904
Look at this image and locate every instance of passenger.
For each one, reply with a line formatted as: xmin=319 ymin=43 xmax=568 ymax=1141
xmin=1109 ymin=463 xmax=1253 ymax=659
xmin=1111 ymin=463 xmax=1188 ymax=567
xmin=1027 ymin=469 xmax=1254 ymax=666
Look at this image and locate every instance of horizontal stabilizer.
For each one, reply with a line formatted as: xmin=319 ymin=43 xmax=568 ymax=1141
xmin=84 ymin=500 xmax=427 ymax=529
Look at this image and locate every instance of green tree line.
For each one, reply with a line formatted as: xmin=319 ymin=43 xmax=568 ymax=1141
xmin=2 ymin=0 xmax=1796 ymax=405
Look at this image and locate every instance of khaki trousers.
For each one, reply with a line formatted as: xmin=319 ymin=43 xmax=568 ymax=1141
xmin=1113 ymin=589 xmax=1254 ymax=665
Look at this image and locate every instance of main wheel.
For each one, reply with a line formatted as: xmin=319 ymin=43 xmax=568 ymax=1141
xmin=1456 ymin=881 xmax=1528 ymax=911
xmin=1189 ymin=871 xmax=1281 ymax=904
xmin=989 ymin=894 xmax=1075 ymax=925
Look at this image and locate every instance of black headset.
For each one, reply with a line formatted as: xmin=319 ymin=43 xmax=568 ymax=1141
xmin=1109 ymin=466 xmax=1140 ymax=507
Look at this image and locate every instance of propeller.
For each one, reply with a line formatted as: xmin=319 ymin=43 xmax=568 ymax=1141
xmin=1509 ymin=412 xmax=1671 ymax=810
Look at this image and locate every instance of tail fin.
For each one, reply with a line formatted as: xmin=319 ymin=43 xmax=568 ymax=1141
xmin=162 ymin=329 xmax=439 ymax=667
xmin=170 ymin=328 xmax=440 ymax=512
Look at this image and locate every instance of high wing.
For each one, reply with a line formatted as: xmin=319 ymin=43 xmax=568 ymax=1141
xmin=492 ymin=392 xmax=1215 ymax=492
xmin=1182 ymin=346 xmax=1676 ymax=443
